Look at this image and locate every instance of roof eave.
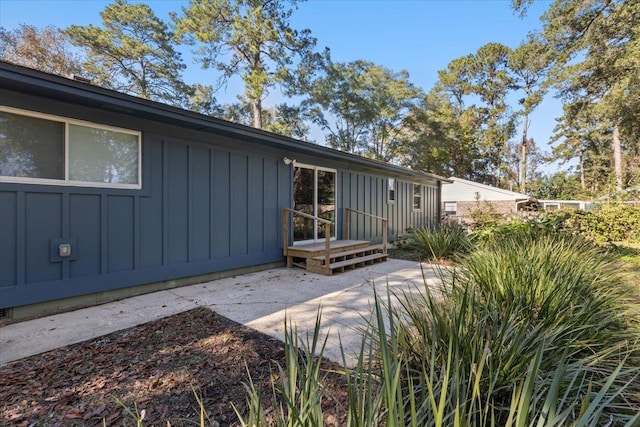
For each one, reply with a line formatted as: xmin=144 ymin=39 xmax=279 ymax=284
xmin=0 ymin=61 xmax=449 ymax=184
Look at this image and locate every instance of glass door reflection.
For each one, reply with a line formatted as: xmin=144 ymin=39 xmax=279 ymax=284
xmin=292 ymin=165 xmax=336 ymax=243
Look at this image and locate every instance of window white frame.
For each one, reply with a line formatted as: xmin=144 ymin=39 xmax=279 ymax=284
xmin=0 ymin=105 xmax=142 ymax=189
xmin=444 ymin=202 xmax=457 ymax=216
xmin=388 ymin=178 xmax=396 ymax=204
xmin=292 ymin=162 xmax=338 ymax=245
xmin=413 ymin=183 xmax=422 ymax=211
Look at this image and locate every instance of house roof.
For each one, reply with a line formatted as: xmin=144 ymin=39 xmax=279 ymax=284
xmin=0 ymin=61 xmax=450 ymax=185
xmin=539 ymin=199 xmax=586 ymax=204
xmin=443 ymin=177 xmax=531 ymax=201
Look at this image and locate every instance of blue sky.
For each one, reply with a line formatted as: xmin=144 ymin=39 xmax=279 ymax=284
xmin=0 ymin=0 xmax=565 ymax=172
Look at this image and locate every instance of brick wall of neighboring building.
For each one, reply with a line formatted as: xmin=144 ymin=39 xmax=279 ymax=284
xmin=455 ymin=200 xmax=517 ymax=217
xmin=443 ymin=200 xmax=524 ymax=229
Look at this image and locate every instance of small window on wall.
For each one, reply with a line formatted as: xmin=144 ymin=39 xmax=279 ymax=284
xmin=388 ymin=178 xmax=396 ymax=203
xmin=444 ymin=202 xmax=457 ymax=215
xmin=413 ymin=183 xmax=422 ymax=210
xmin=0 ymin=106 xmax=141 ymax=189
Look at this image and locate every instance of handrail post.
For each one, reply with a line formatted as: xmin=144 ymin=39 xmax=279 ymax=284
xmin=344 ymin=208 xmax=350 ymax=240
xmin=345 ymin=208 xmax=388 ymax=251
xmin=324 ymin=223 xmax=331 ymax=273
xmin=382 ymin=219 xmax=388 ymax=255
xmin=282 ymin=209 xmax=289 ymax=256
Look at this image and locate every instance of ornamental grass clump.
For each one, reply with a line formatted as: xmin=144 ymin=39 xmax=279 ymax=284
xmin=405 ymin=224 xmax=474 ymax=262
xmin=231 ymin=231 xmax=640 ymax=426
xmin=388 ymin=231 xmax=640 ymax=425
xmin=234 ymin=313 xmax=329 ymax=427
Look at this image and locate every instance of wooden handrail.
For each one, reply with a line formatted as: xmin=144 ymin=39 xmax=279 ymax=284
xmin=344 ymin=208 xmax=388 ymax=255
xmin=283 ymin=208 xmax=333 ymax=273
xmin=345 ymin=208 xmax=387 ymax=222
xmin=282 ymin=208 xmax=332 ymax=224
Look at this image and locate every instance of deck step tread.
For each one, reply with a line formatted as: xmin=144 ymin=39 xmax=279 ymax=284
xmin=329 ymin=253 xmax=387 ymax=269
xmin=286 ymin=242 xmax=371 ymax=258
xmin=310 ymin=244 xmax=384 ymax=261
xmin=290 ymin=240 xmax=370 ymax=252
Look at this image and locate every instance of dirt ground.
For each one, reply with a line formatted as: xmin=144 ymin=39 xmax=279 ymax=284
xmin=0 ymin=307 xmax=349 ymax=426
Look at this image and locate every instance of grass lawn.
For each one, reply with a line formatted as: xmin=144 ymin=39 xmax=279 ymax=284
xmin=612 ymin=242 xmax=640 ymax=301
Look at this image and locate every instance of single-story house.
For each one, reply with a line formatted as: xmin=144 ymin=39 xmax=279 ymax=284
xmin=441 ymin=177 xmax=533 ymax=220
xmin=0 ymin=61 xmax=448 ymax=322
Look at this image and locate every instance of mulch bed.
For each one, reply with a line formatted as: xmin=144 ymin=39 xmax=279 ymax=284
xmin=0 ymin=307 xmax=349 ymax=426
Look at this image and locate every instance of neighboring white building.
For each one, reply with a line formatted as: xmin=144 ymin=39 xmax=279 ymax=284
xmin=441 ymin=177 xmax=532 ymax=218
xmin=538 ymin=200 xmax=587 ymax=211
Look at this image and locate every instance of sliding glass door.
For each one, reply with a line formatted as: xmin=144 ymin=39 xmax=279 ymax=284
xmin=293 ymin=164 xmax=336 ymax=244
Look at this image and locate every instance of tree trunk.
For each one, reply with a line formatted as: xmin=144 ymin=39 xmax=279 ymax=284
xmin=612 ymin=119 xmax=623 ymax=192
xmin=520 ymin=143 xmax=527 ymax=193
xmin=579 ymin=151 xmax=585 ymax=190
xmin=251 ymin=98 xmax=263 ymax=129
xmin=520 ymin=114 xmax=528 ymax=193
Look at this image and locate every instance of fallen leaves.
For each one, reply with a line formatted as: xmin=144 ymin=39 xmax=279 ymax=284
xmin=0 ymin=307 xmax=348 ymax=426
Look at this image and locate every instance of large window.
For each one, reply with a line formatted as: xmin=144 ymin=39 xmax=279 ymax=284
xmin=413 ymin=183 xmax=422 ymax=210
xmin=0 ymin=107 xmax=141 ymax=188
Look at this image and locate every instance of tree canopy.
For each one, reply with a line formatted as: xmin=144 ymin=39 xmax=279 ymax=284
xmin=398 ymin=88 xmax=479 ymax=179
xmin=306 ymin=60 xmax=422 ymax=161
xmin=0 ymin=24 xmax=83 ymax=78
xmin=515 ymin=0 xmax=639 ymax=194
xmin=66 ymin=0 xmax=190 ymax=107
xmin=410 ymin=43 xmax=521 ymax=186
xmin=174 ymin=0 xmax=322 ymax=129
xmin=1 ymin=0 xmax=637 ymax=198
xmin=509 ymin=36 xmax=549 ymax=192
xmin=220 ymin=99 xmax=309 ymax=139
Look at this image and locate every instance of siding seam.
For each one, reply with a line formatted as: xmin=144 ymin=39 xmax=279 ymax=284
xmin=100 ymin=193 xmax=107 ymax=274
xmin=16 ymin=191 xmax=25 ymax=287
xmin=162 ymin=140 xmax=169 ymax=267
xmin=62 ymin=192 xmax=70 ymax=280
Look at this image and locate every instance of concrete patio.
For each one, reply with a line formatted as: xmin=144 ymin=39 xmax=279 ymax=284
xmin=0 ymin=259 xmax=441 ymax=367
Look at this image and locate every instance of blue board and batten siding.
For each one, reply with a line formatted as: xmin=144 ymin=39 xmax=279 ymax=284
xmin=339 ymin=172 xmax=439 ymax=243
xmin=1 ymin=132 xmax=292 ymax=308
xmin=0 ymin=66 xmax=444 ymax=311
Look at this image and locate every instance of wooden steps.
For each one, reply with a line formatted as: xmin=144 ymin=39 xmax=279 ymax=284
xmin=286 ymin=241 xmax=387 ymax=276
xmin=282 ymin=208 xmax=389 ymax=276
xmin=309 ymin=252 xmax=388 ymax=275
xmin=286 ymin=240 xmax=370 ymax=259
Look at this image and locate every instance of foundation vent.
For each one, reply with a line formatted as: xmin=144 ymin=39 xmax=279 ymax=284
xmin=0 ymin=307 xmax=12 ymax=321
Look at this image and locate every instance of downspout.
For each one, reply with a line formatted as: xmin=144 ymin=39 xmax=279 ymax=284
xmin=437 ymin=180 xmax=443 ymax=226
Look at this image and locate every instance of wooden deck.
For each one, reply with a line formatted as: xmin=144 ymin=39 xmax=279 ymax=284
xmin=282 ymin=208 xmax=388 ymax=275
xmin=287 ymin=240 xmax=370 ymax=257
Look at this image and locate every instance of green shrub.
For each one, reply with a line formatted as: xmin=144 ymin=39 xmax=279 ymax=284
xmin=467 ymin=197 xmax=507 ymax=229
xmin=390 ymin=232 xmax=640 ymax=425
xmin=471 ymin=213 xmax=571 ymax=246
xmin=472 ymin=204 xmax=640 ymax=245
xmin=560 ymin=204 xmax=640 ymax=243
xmin=404 ymin=224 xmax=474 ymax=261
